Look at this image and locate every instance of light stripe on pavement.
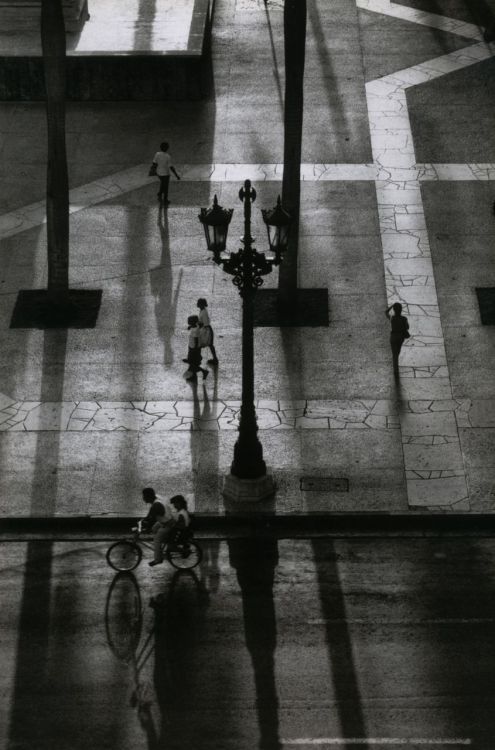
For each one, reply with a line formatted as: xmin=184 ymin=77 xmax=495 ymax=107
xmin=282 ymin=739 xmax=472 ymax=746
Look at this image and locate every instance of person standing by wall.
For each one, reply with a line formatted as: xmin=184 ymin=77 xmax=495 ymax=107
xmin=197 ymin=298 xmax=219 ymax=365
xmin=385 ymin=302 xmax=410 ymax=376
xmin=152 ymin=142 xmax=180 ymax=205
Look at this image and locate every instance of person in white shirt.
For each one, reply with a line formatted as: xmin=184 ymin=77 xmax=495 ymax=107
xmin=152 ymin=142 xmax=180 ymax=205
xmin=197 ymin=297 xmax=219 ymax=365
xmin=140 ymin=487 xmax=176 ymax=566
xmin=184 ymin=315 xmax=208 ymax=381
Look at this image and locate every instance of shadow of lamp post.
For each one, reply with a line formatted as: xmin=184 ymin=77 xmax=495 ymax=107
xmin=199 ymin=180 xmax=291 ymax=502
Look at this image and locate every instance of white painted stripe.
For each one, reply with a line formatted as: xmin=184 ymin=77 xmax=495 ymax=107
xmin=1 ymin=163 xmax=495 ymax=240
xmin=283 ymin=739 xmax=471 ymax=746
xmin=307 ymin=618 xmax=495 ymax=625
xmin=356 ymin=0 xmax=484 ymax=40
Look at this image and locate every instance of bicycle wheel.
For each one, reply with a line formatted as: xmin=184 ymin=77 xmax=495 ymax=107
xmin=106 ymin=540 xmax=142 ymax=571
xmin=166 ymin=540 xmax=202 ymax=570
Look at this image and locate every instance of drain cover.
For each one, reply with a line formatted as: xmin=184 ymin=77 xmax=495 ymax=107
xmin=300 ymin=477 xmax=349 ymax=492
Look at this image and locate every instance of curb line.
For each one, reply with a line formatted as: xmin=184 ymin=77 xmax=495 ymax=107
xmin=2 ymin=513 xmax=495 ymax=540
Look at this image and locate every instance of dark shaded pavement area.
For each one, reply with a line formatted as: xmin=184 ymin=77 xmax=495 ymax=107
xmin=2 ymin=537 xmax=495 ymax=749
xmin=394 ymin=0 xmax=495 ymax=26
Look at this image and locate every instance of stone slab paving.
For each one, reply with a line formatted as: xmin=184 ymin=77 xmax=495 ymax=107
xmin=0 ymin=396 xmax=402 ymax=432
xmin=1 ymin=395 xmax=493 ymax=433
xmin=361 ymin=0 xmax=495 ymax=509
xmin=0 ymin=0 xmax=494 ymax=515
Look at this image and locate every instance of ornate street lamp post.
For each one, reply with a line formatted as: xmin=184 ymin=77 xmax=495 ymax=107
xmin=199 ymin=180 xmax=291 ymax=502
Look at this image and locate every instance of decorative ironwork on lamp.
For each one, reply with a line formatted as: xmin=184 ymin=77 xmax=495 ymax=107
xmin=261 ymin=195 xmax=292 ymax=259
xmin=198 ymin=181 xmax=292 ymax=501
xmin=198 ymin=195 xmax=233 ymax=257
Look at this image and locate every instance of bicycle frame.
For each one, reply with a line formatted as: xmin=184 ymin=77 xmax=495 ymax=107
xmin=107 ymin=523 xmax=202 ymax=572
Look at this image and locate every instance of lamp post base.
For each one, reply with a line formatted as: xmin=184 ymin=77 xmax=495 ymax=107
xmin=222 ymin=471 xmax=276 ymax=503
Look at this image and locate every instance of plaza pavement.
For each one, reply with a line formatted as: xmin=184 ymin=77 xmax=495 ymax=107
xmin=0 ymin=0 xmax=494 ymax=519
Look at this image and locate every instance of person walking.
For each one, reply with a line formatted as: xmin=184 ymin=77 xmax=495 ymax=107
xmin=385 ymin=302 xmax=410 ymax=376
xmin=183 ymin=314 xmax=208 ymax=381
xmin=197 ymin=298 xmax=219 ymax=365
xmin=151 ymin=142 xmax=180 ymax=205
xmin=140 ymin=487 xmax=176 ymax=566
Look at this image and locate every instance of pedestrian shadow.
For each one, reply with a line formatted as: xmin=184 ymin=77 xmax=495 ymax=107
xmin=263 ymin=0 xmax=284 ymax=112
xmin=150 ymin=206 xmax=183 ymax=367
xmin=307 ymin=0 xmax=353 ymax=159
xmin=187 ymin=366 xmax=222 ymax=515
xmin=228 ymin=537 xmax=282 ymax=750
xmin=192 ymin=371 xmax=222 ymax=587
xmin=393 ymin=366 xmax=404 ymax=404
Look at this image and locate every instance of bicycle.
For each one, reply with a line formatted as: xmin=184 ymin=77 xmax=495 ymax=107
xmin=106 ymin=521 xmax=203 ymax=572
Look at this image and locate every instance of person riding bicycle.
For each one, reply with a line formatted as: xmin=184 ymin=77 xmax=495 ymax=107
xmin=107 ymin=492 xmax=200 ymax=572
xmin=140 ymin=487 xmax=176 ymax=567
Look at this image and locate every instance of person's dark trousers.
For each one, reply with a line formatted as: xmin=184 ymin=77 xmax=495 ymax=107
xmin=158 ymin=175 xmax=170 ymax=201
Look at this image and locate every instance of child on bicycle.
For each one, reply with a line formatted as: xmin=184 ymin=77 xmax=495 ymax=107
xmin=169 ymin=495 xmax=191 ymax=543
